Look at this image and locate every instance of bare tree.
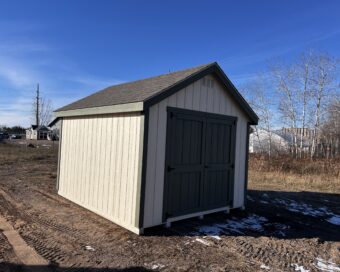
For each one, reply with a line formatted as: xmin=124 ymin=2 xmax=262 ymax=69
xmin=271 ymin=63 xmax=300 ymax=157
xmin=296 ymin=53 xmax=314 ymax=157
xmin=39 ymin=97 xmax=53 ymax=126
xmin=320 ymin=98 xmax=340 ymax=158
xmin=243 ymin=50 xmax=339 ymax=159
xmin=243 ymin=77 xmax=276 ymax=157
xmin=309 ymin=53 xmax=339 ymax=158
xmin=31 ymin=84 xmax=53 ymax=126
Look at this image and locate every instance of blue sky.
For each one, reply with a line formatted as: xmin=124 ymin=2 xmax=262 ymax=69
xmin=1 ymin=0 xmax=340 ymax=126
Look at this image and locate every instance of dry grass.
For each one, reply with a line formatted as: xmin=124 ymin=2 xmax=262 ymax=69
xmin=2 ymin=141 xmax=339 ymax=194
xmin=248 ymin=154 xmax=340 ymax=193
xmin=0 ymin=141 xmax=58 ymax=165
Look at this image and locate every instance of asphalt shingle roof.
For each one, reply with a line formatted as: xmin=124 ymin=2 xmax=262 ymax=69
xmin=56 ymin=63 xmax=213 ymax=112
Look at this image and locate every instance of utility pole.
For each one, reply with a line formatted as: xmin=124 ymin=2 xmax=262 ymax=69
xmin=36 ymin=83 xmax=40 ymax=126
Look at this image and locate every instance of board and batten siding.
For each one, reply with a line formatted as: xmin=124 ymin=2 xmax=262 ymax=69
xmin=143 ymin=75 xmax=249 ymax=228
xmin=58 ymin=113 xmax=144 ymax=234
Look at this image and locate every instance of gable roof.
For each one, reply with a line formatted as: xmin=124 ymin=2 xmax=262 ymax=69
xmin=55 ymin=62 xmax=258 ymax=124
xmin=27 ymin=125 xmax=50 ymax=131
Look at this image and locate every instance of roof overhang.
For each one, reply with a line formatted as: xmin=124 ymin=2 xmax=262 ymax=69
xmin=52 ymin=63 xmax=258 ymax=125
xmin=54 ymin=102 xmax=144 ymax=118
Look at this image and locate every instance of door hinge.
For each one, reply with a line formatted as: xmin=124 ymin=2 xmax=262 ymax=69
xmin=167 ymin=166 xmax=175 ymax=172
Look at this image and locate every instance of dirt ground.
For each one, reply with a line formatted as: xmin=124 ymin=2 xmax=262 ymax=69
xmin=0 ymin=142 xmax=339 ymax=272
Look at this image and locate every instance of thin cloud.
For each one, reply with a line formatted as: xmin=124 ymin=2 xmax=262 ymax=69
xmin=219 ymin=29 xmax=340 ymax=69
xmin=0 ymin=20 xmax=124 ymax=127
xmin=0 ymin=65 xmax=36 ymax=88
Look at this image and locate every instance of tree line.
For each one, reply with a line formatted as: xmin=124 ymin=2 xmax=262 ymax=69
xmin=244 ymin=51 xmax=340 ymax=159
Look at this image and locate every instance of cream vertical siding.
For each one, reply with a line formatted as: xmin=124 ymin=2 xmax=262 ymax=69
xmin=58 ymin=113 xmax=144 ymax=234
xmin=143 ymin=75 xmax=249 ymax=228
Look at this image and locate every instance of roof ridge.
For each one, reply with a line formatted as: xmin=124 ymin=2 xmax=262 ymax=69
xmin=98 ymin=62 xmax=215 ymax=91
xmin=144 ymin=62 xmax=217 ymax=102
xmin=53 ymin=61 xmax=258 ymax=124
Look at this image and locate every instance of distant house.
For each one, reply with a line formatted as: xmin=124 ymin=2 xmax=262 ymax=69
xmin=249 ymin=128 xmax=289 ymax=153
xmin=48 ymin=118 xmax=61 ymax=140
xmin=26 ymin=125 xmax=51 ymax=140
xmin=249 ymin=127 xmax=315 ymax=154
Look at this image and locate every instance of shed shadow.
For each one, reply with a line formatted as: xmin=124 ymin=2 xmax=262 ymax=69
xmin=144 ymin=190 xmax=340 ymax=242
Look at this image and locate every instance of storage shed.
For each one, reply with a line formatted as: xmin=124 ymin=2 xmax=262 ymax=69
xmin=53 ymin=62 xmax=258 ymax=234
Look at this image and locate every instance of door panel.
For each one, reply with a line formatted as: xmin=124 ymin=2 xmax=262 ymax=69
xmin=203 ymin=170 xmax=230 ymax=208
xmin=166 ymin=171 xmax=201 ymax=216
xmin=163 ymin=107 xmax=236 ymax=219
xmin=164 ymin=110 xmax=205 ymax=218
xmin=203 ymin=118 xmax=235 ymax=209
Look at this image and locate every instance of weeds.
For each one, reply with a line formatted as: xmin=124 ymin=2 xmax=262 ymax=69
xmin=249 ymin=154 xmax=340 ymax=193
xmin=0 ymin=142 xmax=58 ymax=165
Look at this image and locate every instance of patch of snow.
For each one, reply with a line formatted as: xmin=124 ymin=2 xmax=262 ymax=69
xmin=226 ymin=215 xmax=268 ymax=232
xmin=260 ymin=200 xmax=269 ymax=204
xmin=247 ymin=195 xmax=255 ymax=202
xmin=195 ymin=214 xmax=268 ymax=237
xmin=195 ymin=238 xmax=211 ymax=246
xmin=273 ymin=198 xmax=340 ymax=224
xmin=326 ymin=215 xmax=340 ymax=226
xmin=198 ymin=225 xmax=224 ymax=237
xmin=208 ymin=235 xmax=221 ymax=240
xmin=260 ymin=264 xmax=270 ymax=270
xmin=262 ymin=193 xmax=269 ymax=198
xmin=274 ymin=198 xmax=330 ymax=217
xmin=292 ymin=264 xmax=310 ymax=272
xmin=277 ymin=231 xmax=286 ymax=237
xmin=315 ymin=258 xmax=340 ymax=272
xmin=85 ymin=245 xmax=95 ymax=251
xmin=151 ymin=264 xmax=165 ymax=270
xmin=272 ymin=223 xmax=290 ymax=237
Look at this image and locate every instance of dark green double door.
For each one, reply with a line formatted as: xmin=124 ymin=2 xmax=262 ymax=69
xmin=163 ymin=107 xmax=237 ymax=219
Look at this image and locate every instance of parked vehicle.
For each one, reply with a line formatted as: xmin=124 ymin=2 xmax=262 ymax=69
xmin=10 ymin=134 xmax=22 ymax=139
xmin=0 ymin=132 xmax=9 ymax=139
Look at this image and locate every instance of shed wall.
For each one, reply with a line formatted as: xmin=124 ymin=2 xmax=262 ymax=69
xmin=58 ymin=113 xmax=144 ymax=233
xmin=144 ymin=75 xmax=249 ymax=228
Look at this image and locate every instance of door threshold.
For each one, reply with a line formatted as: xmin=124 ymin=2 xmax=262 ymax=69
xmin=166 ymin=206 xmax=230 ymax=224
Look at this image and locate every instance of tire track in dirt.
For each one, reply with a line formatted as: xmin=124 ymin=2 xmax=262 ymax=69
xmin=0 ymin=216 xmax=51 ymax=272
xmin=0 ymin=232 xmax=19 ymax=264
xmin=218 ymin=235 xmax=330 ymax=271
xmin=0 ymin=189 xmax=84 ymax=238
xmin=0 ymin=190 xmax=96 ymax=267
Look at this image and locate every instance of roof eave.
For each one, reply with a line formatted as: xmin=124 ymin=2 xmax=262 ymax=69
xmin=54 ymin=102 xmax=144 ymax=118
